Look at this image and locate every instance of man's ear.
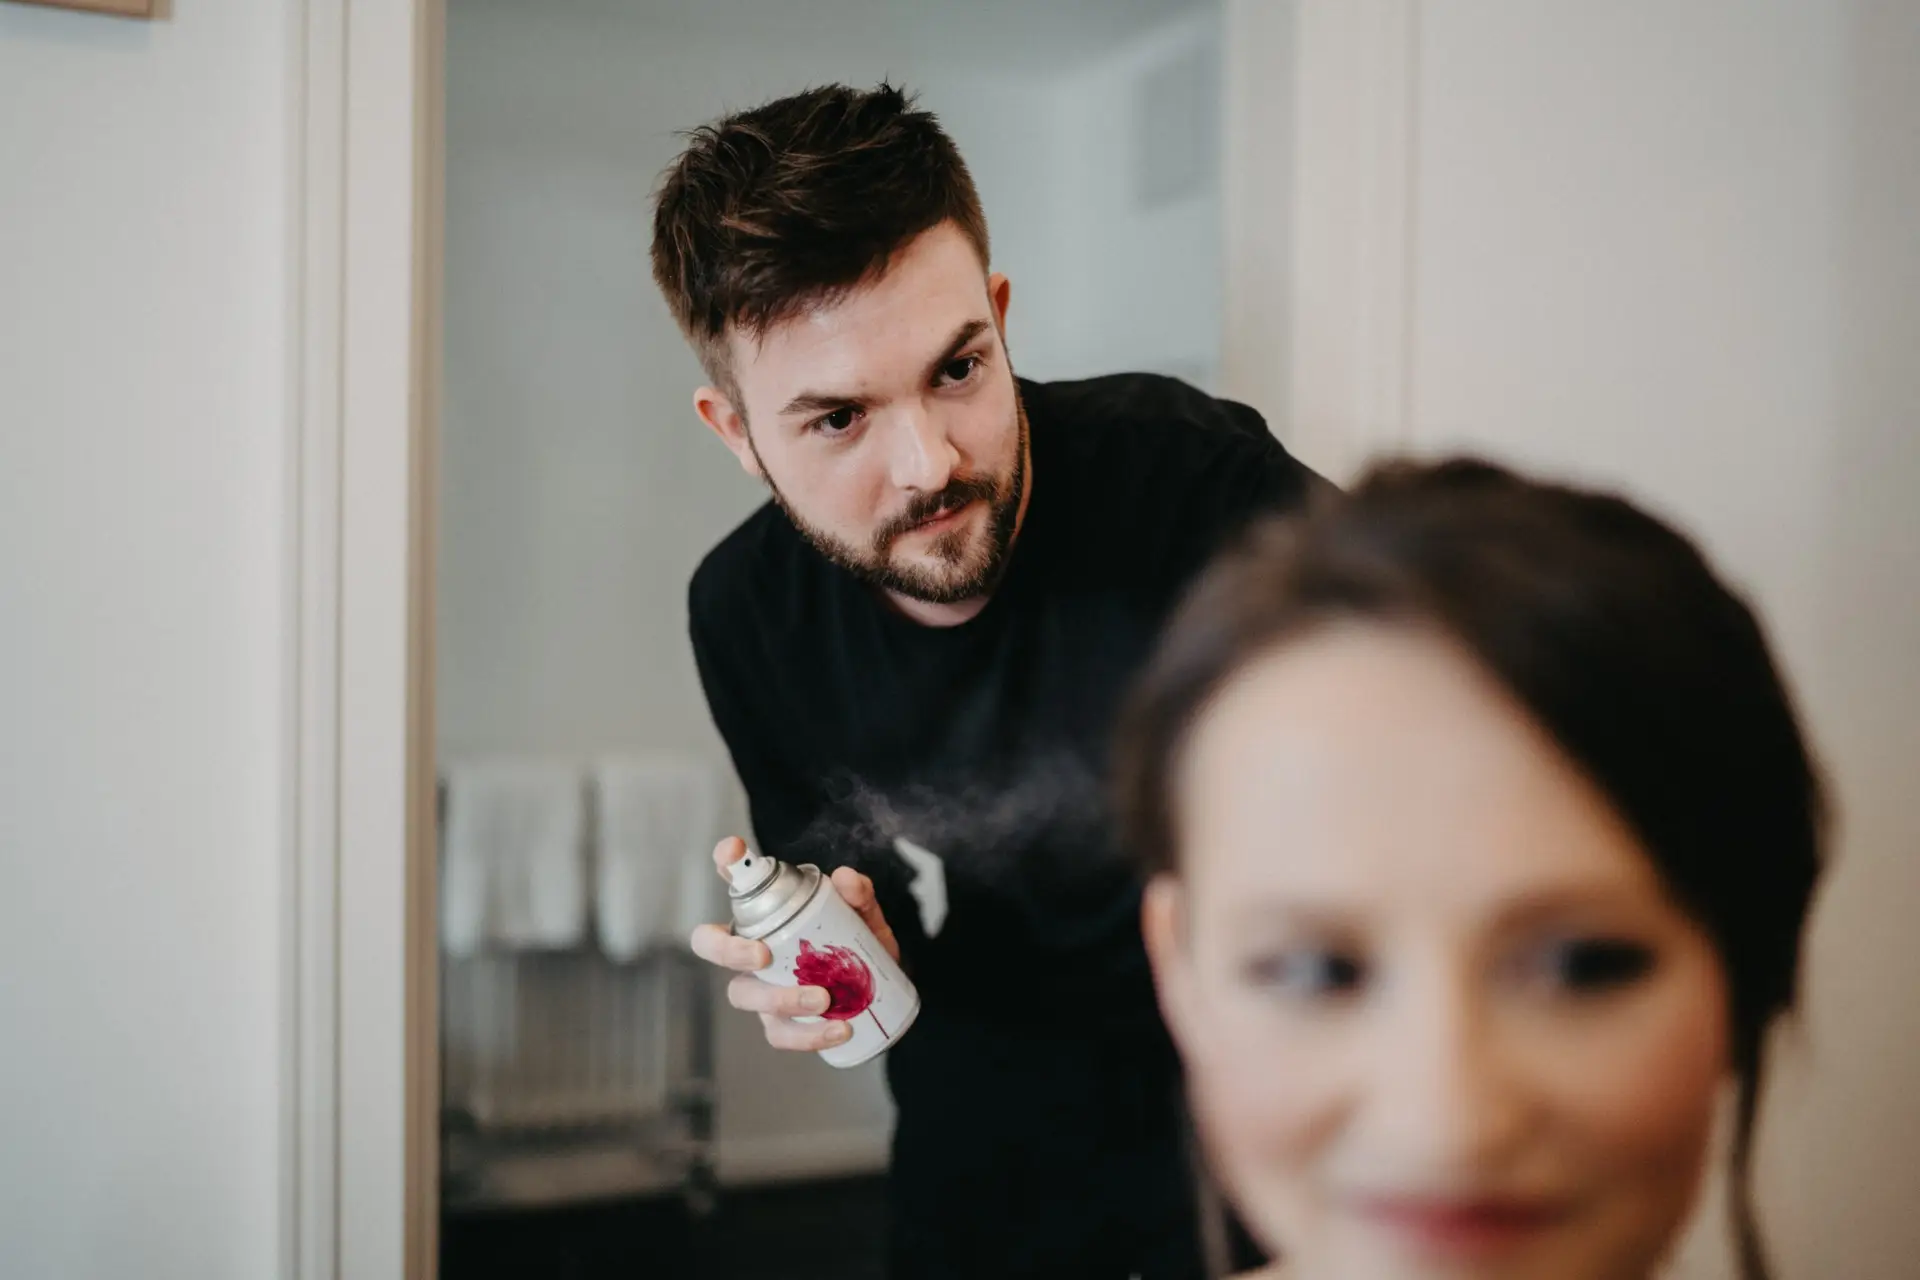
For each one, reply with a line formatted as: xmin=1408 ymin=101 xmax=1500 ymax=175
xmin=987 ymin=271 xmax=1012 ymax=344
xmin=693 ymin=385 xmax=761 ymax=479
xmin=1141 ymin=874 xmax=1198 ymax=1052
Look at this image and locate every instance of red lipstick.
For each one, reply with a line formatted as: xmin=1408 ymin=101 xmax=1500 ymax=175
xmin=1355 ymin=1195 xmax=1567 ymax=1258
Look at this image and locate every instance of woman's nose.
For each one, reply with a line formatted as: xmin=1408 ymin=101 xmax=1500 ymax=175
xmin=1364 ymin=976 xmax=1528 ymax=1177
xmin=887 ymin=404 xmax=959 ymax=492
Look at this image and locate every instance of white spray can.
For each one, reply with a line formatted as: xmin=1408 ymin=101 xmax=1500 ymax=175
xmin=727 ymin=849 xmax=920 ymax=1068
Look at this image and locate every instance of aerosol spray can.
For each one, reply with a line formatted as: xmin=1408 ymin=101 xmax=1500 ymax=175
xmin=728 ymin=849 xmax=920 ymax=1068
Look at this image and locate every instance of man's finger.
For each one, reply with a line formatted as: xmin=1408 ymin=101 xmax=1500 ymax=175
xmin=760 ymin=1013 xmax=855 ymax=1053
xmin=728 ymin=974 xmax=832 ymax=1018
xmin=830 ymin=866 xmax=901 ymax=963
xmin=689 ymin=922 xmax=770 ymax=972
xmin=711 ymin=836 xmax=749 ymax=880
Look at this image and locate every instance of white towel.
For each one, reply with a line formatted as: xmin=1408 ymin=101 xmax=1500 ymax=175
xmin=592 ymin=753 xmax=721 ymax=962
xmin=440 ymin=758 xmax=588 ymax=958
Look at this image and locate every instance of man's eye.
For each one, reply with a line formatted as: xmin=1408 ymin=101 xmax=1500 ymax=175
xmin=938 ymin=355 xmax=982 ymax=386
xmin=1244 ymin=949 xmax=1368 ymax=1001
xmin=812 ymin=406 xmax=861 ymax=435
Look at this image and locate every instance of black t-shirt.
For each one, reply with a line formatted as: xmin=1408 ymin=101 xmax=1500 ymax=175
xmin=689 ymin=372 xmax=1322 ymax=1278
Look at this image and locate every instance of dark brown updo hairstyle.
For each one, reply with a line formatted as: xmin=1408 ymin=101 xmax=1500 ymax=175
xmin=1115 ymin=457 xmax=1824 ymax=1280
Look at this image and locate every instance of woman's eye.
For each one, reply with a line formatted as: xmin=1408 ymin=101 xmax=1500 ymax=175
xmin=937 ymin=354 xmax=981 ymax=386
xmin=1534 ymin=938 xmax=1657 ymax=995
xmin=1244 ymin=949 xmax=1368 ymax=1001
xmin=812 ymin=406 xmax=861 ymax=436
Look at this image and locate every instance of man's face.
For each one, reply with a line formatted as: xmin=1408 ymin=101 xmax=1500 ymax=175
xmin=693 ymin=221 xmax=1027 ymax=607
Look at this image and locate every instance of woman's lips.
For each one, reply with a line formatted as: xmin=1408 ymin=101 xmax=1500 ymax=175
xmin=1353 ymin=1194 xmax=1570 ymax=1257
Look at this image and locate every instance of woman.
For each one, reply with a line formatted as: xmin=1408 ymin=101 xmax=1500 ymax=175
xmin=1116 ymin=459 xmax=1823 ymax=1280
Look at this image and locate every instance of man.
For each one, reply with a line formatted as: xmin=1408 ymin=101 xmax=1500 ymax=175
xmin=656 ymin=83 xmax=1321 ymax=1278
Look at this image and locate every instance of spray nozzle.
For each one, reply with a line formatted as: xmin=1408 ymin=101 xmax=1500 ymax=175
xmin=727 ymin=849 xmax=779 ymax=895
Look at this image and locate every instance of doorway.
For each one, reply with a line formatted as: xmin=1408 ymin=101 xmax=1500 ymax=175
xmin=430 ymin=1 xmax=1227 ymax=1275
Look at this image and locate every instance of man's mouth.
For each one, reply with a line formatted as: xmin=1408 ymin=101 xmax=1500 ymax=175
xmin=908 ymin=498 xmax=975 ymax=534
xmin=874 ymin=476 xmax=1000 ymax=554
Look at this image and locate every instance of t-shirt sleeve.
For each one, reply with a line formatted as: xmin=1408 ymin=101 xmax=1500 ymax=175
xmin=687 ymin=565 xmax=816 ymax=861
xmin=1163 ymin=392 xmax=1334 ymax=577
xmin=1121 ymin=373 xmax=1331 ymax=518
xmin=1211 ymin=392 xmax=1333 ymax=514
xmin=687 ymin=562 xmax=931 ymax=965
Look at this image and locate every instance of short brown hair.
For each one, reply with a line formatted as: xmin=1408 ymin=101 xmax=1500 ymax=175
xmin=650 ymin=82 xmax=991 ymax=395
xmin=1114 ymin=457 xmax=1824 ymax=1280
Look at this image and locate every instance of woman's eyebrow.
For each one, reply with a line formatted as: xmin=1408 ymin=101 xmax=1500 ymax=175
xmin=1220 ymin=898 xmax=1362 ymax=934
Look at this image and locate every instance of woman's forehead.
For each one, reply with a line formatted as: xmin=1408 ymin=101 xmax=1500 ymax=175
xmin=1175 ymin=626 xmax=1665 ymax=921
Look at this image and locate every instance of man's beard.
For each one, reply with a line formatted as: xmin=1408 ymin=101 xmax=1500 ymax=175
xmin=754 ymin=393 xmax=1029 ymax=606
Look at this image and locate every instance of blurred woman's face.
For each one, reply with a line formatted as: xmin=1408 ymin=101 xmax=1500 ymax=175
xmin=1142 ymin=625 xmax=1731 ymax=1280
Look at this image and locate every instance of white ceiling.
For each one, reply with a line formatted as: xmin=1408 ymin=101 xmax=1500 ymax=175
xmin=455 ymin=0 xmax=1216 ymax=72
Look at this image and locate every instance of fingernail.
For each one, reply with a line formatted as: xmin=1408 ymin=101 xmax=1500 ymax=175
xmin=834 ymin=1023 xmax=853 ymax=1043
xmin=807 ymin=989 xmax=831 ymax=1014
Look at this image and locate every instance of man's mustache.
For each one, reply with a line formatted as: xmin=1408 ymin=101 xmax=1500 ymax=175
xmin=873 ymin=475 xmax=1001 ymax=551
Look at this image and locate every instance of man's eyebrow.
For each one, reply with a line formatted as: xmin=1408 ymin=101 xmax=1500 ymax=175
xmin=778 ymin=387 xmax=861 ymax=417
xmin=775 ymin=317 xmax=994 ymax=419
xmin=920 ymin=318 xmax=992 ymax=386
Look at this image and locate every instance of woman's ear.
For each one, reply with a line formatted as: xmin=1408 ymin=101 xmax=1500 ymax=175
xmin=1142 ymin=873 xmax=1198 ymax=1051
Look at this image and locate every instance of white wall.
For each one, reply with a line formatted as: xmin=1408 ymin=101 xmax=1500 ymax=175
xmin=1252 ymin=2 xmax=1920 ymax=1275
xmin=1408 ymin=8 xmax=1920 ymax=1276
xmin=1049 ymin=7 xmax=1225 ymax=388
xmin=0 ymin=2 xmax=294 ymax=1278
xmin=441 ymin=0 xmax=1223 ymax=1182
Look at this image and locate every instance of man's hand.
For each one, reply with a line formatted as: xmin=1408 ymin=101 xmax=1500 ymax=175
xmin=689 ymin=836 xmax=901 ymax=1053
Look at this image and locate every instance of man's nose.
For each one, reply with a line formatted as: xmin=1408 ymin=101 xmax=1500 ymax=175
xmin=887 ymin=403 xmax=959 ymax=493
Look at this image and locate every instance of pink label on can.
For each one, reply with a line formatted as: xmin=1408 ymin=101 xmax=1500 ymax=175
xmin=792 ymin=938 xmax=875 ymax=1021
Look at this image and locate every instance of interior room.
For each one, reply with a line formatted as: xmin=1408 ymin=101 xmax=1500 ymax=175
xmin=3 ymin=2 xmax=1918 ymax=1279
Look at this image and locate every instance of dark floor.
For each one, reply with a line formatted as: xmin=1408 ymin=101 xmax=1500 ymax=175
xmin=441 ymin=1175 xmax=889 ymax=1280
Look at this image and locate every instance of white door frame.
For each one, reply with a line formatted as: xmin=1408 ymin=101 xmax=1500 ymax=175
xmin=1221 ymin=0 xmax=1419 ymax=481
xmin=287 ymin=1 xmax=443 ymax=1277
